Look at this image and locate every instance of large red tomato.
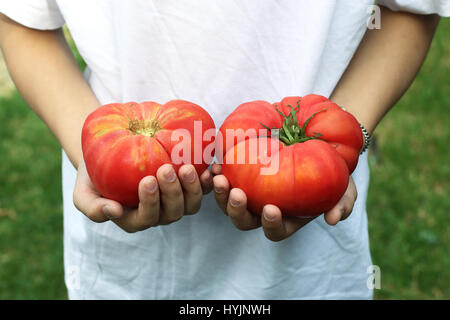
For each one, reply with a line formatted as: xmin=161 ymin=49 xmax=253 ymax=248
xmin=82 ymin=100 xmax=215 ymax=207
xmin=218 ymin=94 xmax=363 ymax=217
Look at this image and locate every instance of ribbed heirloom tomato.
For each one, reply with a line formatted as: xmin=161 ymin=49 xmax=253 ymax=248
xmin=218 ymin=94 xmax=363 ymax=217
xmin=82 ymin=100 xmax=215 ymax=207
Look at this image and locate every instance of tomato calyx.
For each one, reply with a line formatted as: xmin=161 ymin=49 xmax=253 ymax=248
xmin=128 ymin=119 xmax=161 ymax=137
xmin=261 ymin=102 xmax=326 ymax=145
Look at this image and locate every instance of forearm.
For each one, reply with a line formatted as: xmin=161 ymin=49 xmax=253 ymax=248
xmin=0 ymin=14 xmax=100 ymax=168
xmin=330 ymin=6 xmax=440 ymax=135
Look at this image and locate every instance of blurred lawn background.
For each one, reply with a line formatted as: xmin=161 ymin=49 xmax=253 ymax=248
xmin=0 ymin=19 xmax=449 ymax=299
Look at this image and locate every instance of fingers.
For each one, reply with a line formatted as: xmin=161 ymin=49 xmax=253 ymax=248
xmin=213 ymin=175 xmax=259 ymax=230
xmin=114 ymin=164 xmax=205 ymax=232
xmin=199 ymin=168 xmax=214 ymax=194
xmin=261 ymin=205 xmax=285 ymax=241
xmin=212 ymin=164 xmax=356 ymax=241
xmin=114 ymin=164 xmax=183 ymax=232
xmin=73 ymin=162 xmax=124 ymax=223
xmin=211 ymin=163 xmax=222 ymax=175
xmin=324 ymin=193 xmax=355 ymax=225
xmin=324 ymin=177 xmax=358 ymax=226
xmin=75 ymin=160 xmax=205 ymax=233
xmin=226 ymin=188 xmax=261 ymax=230
xmin=113 ymin=176 xmax=160 ymax=232
xmin=178 ymin=164 xmax=203 ymax=214
xmin=213 ymin=174 xmax=230 ymax=213
xmin=156 ymin=164 xmax=185 ymax=225
xmin=261 ymin=205 xmax=313 ymax=242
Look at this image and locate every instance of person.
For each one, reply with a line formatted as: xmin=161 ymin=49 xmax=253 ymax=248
xmin=0 ymin=0 xmax=447 ymax=299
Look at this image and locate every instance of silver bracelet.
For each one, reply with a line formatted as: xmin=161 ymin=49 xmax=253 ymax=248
xmin=359 ymin=123 xmax=371 ymax=154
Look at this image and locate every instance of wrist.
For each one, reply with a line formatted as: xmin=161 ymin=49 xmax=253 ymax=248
xmin=332 ymin=99 xmax=372 ymax=155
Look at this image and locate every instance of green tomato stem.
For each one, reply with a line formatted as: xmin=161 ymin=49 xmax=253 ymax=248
xmin=260 ymin=100 xmax=326 ymax=146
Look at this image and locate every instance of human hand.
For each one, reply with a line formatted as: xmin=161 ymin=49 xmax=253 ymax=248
xmin=211 ymin=164 xmax=357 ymax=242
xmin=73 ymin=160 xmax=214 ymax=233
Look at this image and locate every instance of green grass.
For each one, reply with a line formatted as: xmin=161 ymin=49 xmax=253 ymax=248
xmin=368 ymin=18 xmax=450 ymax=299
xmin=0 ymin=20 xmax=449 ymax=299
xmin=0 ymin=92 xmax=66 ymax=299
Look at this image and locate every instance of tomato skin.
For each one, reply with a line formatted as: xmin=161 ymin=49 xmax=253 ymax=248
xmin=82 ymin=100 xmax=215 ymax=207
xmin=219 ymin=94 xmax=362 ymax=217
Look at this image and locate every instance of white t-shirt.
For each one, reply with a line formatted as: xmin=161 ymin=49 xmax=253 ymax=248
xmin=1 ymin=0 xmax=448 ymax=299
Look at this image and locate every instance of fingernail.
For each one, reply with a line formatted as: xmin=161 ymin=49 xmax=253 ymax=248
xmin=164 ymin=167 xmax=176 ymax=183
xmin=201 ymin=170 xmax=211 ymax=180
xmin=103 ymin=205 xmax=116 ymax=220
xmin=214 ymin=187 xmax=224 ymax=194
xmin=230 ymin=198 xmax=240 ymax=207
xmin=264 ymin=210 xmax=277 ymax=222
xmin=184 ymin=168 xmax=196 ymax=183
xmin=146 ymin=179 xmax=157 ymax=193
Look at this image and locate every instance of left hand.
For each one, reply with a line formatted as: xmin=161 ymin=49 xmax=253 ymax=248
xmin=211 ymin=163 xmax=357 ymax=242
xmin=73 ymin=161 xmax=215 ymax=233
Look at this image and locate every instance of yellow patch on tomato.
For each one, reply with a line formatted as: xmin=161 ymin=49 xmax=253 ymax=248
xmin=158 ymin=110 xmax=197 ymax=126
xmin=147 ymin=104 xmax=163 ymax=120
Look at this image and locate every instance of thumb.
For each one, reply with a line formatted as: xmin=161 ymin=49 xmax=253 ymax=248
xmin=73 ymin=162 xmax=124 ymax=222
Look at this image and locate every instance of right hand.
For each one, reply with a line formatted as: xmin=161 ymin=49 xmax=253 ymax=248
xmin=211 ymin=163 xmax=357 ymax=242
xmin=73 ymin=160 xmax=214 ymax=233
